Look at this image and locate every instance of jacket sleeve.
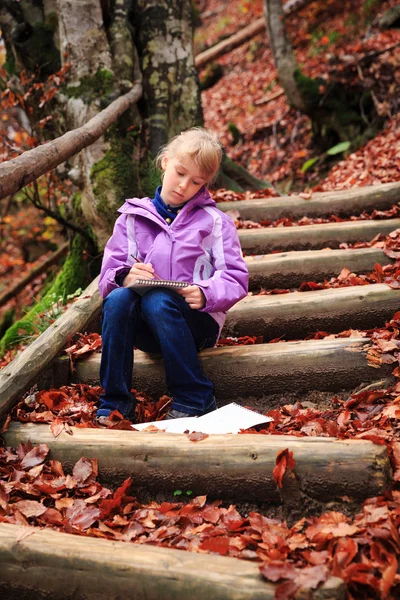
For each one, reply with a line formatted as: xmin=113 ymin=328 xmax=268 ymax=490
xmin=196 ymin=217 xmax=248 ymax=313
xmin=98 ymin=214 xmax=132 ymax=298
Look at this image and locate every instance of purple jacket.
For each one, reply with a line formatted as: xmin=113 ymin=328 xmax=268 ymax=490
xmin=98 ymin=186 xmax=249 ymax=336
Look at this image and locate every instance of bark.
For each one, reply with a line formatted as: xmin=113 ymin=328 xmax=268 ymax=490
xmin=245 ymin=247 xmax=392 ymax=290
xmin=0 ymin=524 xmax=346 ymax=600
xmin=64 ymin=336 xmax=389 ymax=400
xmin=217 ymin=181 xmax=400 ymax=221
xmin=3 ymin=424 xmax=392 ymax=502
xmin=237 ymin=219 xmax=400 ymax=254
xmin=131 ymin=0 xmax=202 ymax=157
xmin=264 ymin=0 xmax=306 ymax=111
xmin=225 ymin=283 xmax=400 ymax=339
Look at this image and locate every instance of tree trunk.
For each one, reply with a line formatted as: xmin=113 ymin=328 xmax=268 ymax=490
xmin=131 ymin=0 xmax=203 ymax=157
xmin=264 ymin=0 xmax=306 ymax=112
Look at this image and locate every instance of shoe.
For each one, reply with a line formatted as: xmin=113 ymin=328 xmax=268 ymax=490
xmin=164 ymin=409 xmax=192 ymax=420
xmin=97 ymin=415 xmax=112 ymax=427
xmin=96 ymin=409 xmax=136 ymax=427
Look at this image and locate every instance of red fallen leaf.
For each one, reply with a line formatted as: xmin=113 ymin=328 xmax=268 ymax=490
xmin=260 ymin=561 xmax=298 ymax=582
xmin=50 ymin=418 xmax=65 ymax=438
xmin=273 ymin=449 xmax=295 ymax=489
xmin=65 ymin=499 xmax=101 ymax=530
xmin=200 ymin=505 xmax=221 ymax=524
xmin=0 ymin=414 xmax=11 ymax=434
xmin=187 ymin=431 xmax=209 ymax=442
xmin=13 ymin=500 xmax=47 ymax=518
xmin=199 ymin=535 xmax=230 ymax=555
xmin=99 ymin=478 xmax=132 ymax=519
xmin=38 ymin=508 xmax=64 ymax=525
xmin=40 ymin=390 xmax=69 ymax=410
xmin=72 ymin=457 xmax=98 ymax=485
xmin=20 ymin=444 xmax=49 ymax=469
xmin=159 ymin=502 xmax=180 ymax=514
xmin=331 ymin=537 xmax=358 ymax=575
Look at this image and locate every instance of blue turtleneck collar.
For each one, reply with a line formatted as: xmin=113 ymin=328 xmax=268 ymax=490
xmin=152 ymin=186 xmax=187 ymax=225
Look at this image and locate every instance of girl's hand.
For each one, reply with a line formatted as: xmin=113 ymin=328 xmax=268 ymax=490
xmin=123 ymin=262 xmax=155 ymax=287
xmin=178 ymin=285 xmax=206 ymax=310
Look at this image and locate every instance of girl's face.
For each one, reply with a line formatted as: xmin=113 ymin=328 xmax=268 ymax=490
xmin=160 ymin=154 xmax=208 ymax=206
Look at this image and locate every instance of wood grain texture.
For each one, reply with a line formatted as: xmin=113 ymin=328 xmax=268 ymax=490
xmin=0 ymin=523 xmax=346 ymax=600
xmin=245 ymin=247 xmax=392 ymax=289
xmin=224 ymin=283 xmax=400 ymax=339
xmin=238 ymin=218 xmax=400 ymax=253
xmin=66 ymin=337 xmax=389 ymax=400
xmin=3 ymin=424 xmax=392 ymax=503
xmin=218 ymin=182 xmax=400 ymax=221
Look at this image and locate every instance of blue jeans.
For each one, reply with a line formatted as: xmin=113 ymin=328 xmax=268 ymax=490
xmin=97 ymin=287 xmax=219 ymax=418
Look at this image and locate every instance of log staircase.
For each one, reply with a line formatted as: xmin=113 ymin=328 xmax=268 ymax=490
xmin=1 ymin=182 xmax=400 ymax=599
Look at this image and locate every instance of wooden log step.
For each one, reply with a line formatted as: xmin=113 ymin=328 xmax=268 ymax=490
xmin=0 ymin=277 xmax=102 ymax=423
xmin=218 ymin=182 xmax=400 ymax=222
xmin=3 ymin=424 xmax=391 ymax=503
xmin=224 ymin=283 xmax=400 ymax=339
xmin=0 ymin=523 xmax=346 ymax=600
xmin=238 ymin=218 xmax=400 ymax=253
xmin=246 ymin=247 xmax=391 ymax=289
xmin=62 ymin=338 xmax=388 ymax=399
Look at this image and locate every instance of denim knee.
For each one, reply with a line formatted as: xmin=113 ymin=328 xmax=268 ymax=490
xmin=102 ymin=287 xmax=138 ymax=320
xmin=141 ymin=288 xmax=180 ymax=322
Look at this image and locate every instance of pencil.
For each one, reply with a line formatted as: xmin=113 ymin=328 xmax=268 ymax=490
xmin=130 ymin=254 xmax=162 ymax=280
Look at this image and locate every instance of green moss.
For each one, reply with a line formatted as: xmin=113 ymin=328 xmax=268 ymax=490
xmin=227 ymin=122 xmax=242 ymax=145
xmin=0 ymin=236 xmax=89 ymax=354
xmin=91 ymin=126 xmax=141 ymax=229
xmin=293 ymin=69 xmax=322 ymax=110
xmin=15 ymin=20 xmax=60 ymax=78
xmin=139 ymin=154 xmax=162 ymax=198
xmin=3 ymin=35 xmax=16 ymax=75
xmin=200 ymin=62 xmax=224 ymax=91
xmin=65 ymin=69 xmax=114 ymax=103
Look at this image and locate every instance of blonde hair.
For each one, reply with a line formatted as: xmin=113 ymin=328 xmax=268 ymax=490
xmin=156 ymin=127 xmax=223 ymax=184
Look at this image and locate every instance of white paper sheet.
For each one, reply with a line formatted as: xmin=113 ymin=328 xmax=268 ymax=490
xmin=132 ymin=403 xmax=272 ymax=434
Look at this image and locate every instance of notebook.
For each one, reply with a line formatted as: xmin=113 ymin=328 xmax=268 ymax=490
xmin=128 ymin=278 xmax=190 ymax=296
xmin=132 ymin=402 xmax=273 ymax=434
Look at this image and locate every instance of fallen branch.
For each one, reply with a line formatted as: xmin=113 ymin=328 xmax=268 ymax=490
xmin=0 ymin=242 xmax=69 ymax=308
xmin=0 ymin=83 xmax=142 ymax=200
xmin=253 ymin=90 xmax=284 ymax=106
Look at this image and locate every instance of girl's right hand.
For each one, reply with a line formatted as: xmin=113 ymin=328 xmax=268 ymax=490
xmin=123 ymin=262 xmax=155 ymax=287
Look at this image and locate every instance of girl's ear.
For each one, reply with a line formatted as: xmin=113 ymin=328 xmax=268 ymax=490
xmin=161 ymin=154 xmax=168 ymax=170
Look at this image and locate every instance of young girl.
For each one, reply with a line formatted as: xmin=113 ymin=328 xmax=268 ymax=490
xmin=97 ymin=127 xmax=249 ymax=424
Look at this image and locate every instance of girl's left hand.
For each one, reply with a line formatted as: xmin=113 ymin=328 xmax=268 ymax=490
xmin=178 ymin=285 xmax=206 ymax=310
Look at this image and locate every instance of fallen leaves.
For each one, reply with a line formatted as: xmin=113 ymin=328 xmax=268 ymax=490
xmin=272 ymin=449 xmax=295 ymax=489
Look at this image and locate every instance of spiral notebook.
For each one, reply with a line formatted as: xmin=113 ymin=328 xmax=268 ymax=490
xmin=128 ymin=278 xmax=190 ymax=295
xmin=132 ymin=402 xmax=273 ymax=434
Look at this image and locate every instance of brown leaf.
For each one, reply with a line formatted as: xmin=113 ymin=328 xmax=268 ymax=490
xmin=273 ymin=448 xmax=296 ymax=489
xmin=20 ymin=444 xmax=49 ymax=469
xmin=13 ymin=500 xmax=47 ymax=518
xmin=187 ymin=431 xmax=209 ymax=442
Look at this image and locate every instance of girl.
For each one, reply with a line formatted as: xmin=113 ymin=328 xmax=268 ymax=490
xmin=97 ymin=127 xmax=248 ymax=424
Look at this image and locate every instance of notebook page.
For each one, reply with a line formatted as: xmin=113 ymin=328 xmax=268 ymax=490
xmin=194 ymin=403 xmax=273 ymax=434
xmin=132 ymin=404 xmax=272 ymax=434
